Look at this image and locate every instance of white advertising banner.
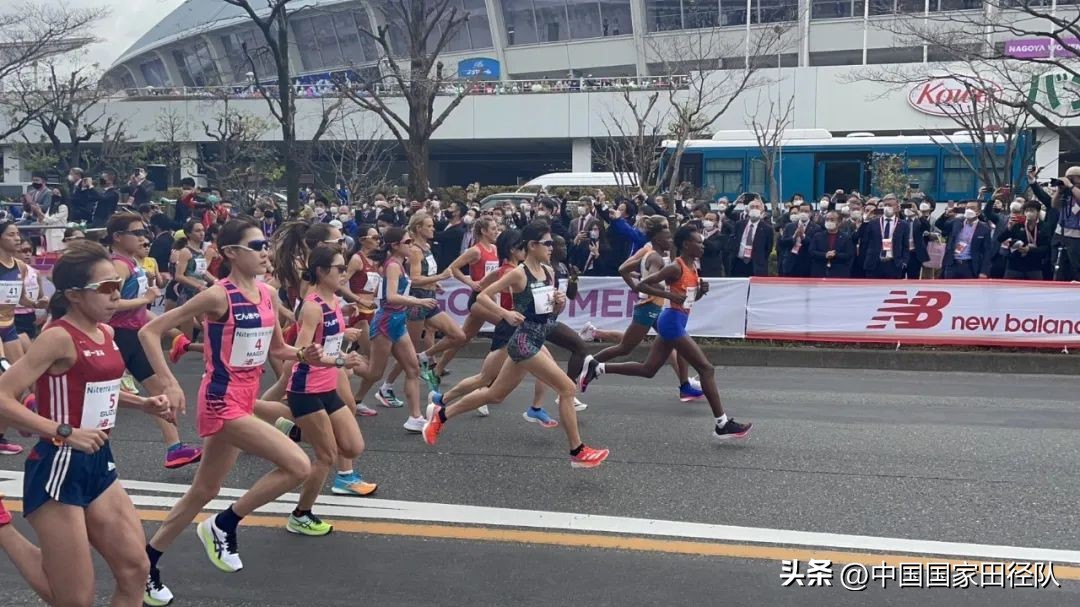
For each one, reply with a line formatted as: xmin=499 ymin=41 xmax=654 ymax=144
xmin=745 ymin=278 xmax=1080 ymax=347
xmin=433 ymin=277 xmax=749 ymax=338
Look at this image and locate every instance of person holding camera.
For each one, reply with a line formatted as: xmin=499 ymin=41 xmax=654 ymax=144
xmin=997 ymin=200 xmax=1050 ymax=280
xmin=1038 ymin=165 xmax=1080 ymax=280
xmin=936 ymin=201 xmax=994 ymax=279
xmin=67 ymin=168 xmax=96 ymax=223
xmin=122 ymin=168 xmax=155 ymax=207
xmin=90 ymin=171 xmax=120 ymax=229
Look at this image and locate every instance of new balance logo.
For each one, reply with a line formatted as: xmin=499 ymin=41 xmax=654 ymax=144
xmin=866 ymin=290 xmax=951 ymax=330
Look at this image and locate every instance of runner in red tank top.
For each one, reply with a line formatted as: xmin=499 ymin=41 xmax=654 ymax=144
xmin=0 ymin=240 xmax=173 ymax=606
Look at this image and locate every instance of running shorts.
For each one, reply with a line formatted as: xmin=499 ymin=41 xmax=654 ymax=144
xmin=112 ymin=327 xmax=156 ymax=382
xmin=197 ymin=377 xmax=257 ymax=438
xmin=0 ymin=325 xmax=18 ymax=344
xmin=23 ymin=440 xmax=117 ymax=517
xmin=656 ymin=308 xmax=690 ymax=341
xmin=507 ymin=319 xmax=556 ymax=363
xmin=370 ymin=309 xmax=408 ymax=343
xmin=490 ymin=320 xmax=516 ymax=352
xmin=407 ymin=303 xmax=441 ymax=323
xmin=164 ymin=280 xmax=180 ymax=302
xmin=14 ymin=313 xmax=37 ymax=338
xmin=631 ymin=303 xmax=662 ymax=329
xmin=287 ymin=390 xmax=347 ymax=418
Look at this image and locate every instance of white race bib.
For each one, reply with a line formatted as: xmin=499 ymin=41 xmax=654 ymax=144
xmin=194 ymin=258 xmax=208 ymax=276
xmin=229 ymin=326 xmax=273 ymax=367
xmin=684 ymin=286 xmax=697 ymax=310
xmin=24 ymin=279 xmax=39 ymax=302
xmin=81 ymin=379 xmax=120 ymax=430
xmin=323 ymin=332 xmax=344 ymax=358
xmin=0 ymin=281 xmax=22 ymax=305
xmin=136 ymin=274 xmax=148 ymax=298
xmin=484 ymin=260 xmax=499 ymax=276
xmin=531 ymin=284 xmax=555 ymax=314
xmin=424 ymin=254 xmax=438 ymax=276
xmin=362 ymin=272 xmax=380 ymax=294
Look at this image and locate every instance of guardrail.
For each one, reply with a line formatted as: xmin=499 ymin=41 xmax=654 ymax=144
xmin=110 ymin=75 xmax=691 ymax=101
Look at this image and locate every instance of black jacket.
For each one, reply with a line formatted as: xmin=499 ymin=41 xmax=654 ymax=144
xmin=809 ymin=230 xmax=855 ymax=278
xmin=997 ymin=220 xmax=1051 ymax=274
xmin=940 ymin=218 xmax=995 ymax=276
xmin=90 ymin=187 xmax=121 ymax=228
xmin=731 ymin=218 xmax=774 ymax=276
xmin=861 ymin=216 xmax=909 ymax=272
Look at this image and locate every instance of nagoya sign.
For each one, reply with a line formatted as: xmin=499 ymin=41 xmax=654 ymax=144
xmin=908 ymin=77 xmax=1004 ymax=117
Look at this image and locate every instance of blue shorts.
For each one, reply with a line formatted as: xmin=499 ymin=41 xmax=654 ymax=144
xmin=370 ymin=309 xmax=408 ymax=343
xmin=632 ymin=303 xmax=662 ymax=329
xmin=656 ymin=308 xmax=689 ymax=341
xmin=0 ymin=324 xmax=18 ymax=343
xmin=23 ymin=439 xmax=117 ymax=517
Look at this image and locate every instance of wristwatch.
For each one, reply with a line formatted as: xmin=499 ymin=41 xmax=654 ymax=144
xmin=56 ymin=423 xmax=72 ymax=440
xmin=334 ymin=356 xmax=347 ymax=368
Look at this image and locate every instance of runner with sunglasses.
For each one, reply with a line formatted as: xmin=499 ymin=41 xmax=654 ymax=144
xmin=139 ymin=219 xmax=327 ymax=606
xmin=105 ymin=213 xmax=203 ymax=470
xmin=0 ymin=222 xmax=44 ymax=455
xmin=344 ymin=225 xmax=381 ymax=416
xmin=0 ymin=240 xmax=174 ymax=606
xmin=14 ymin=239 xmax=47 ymax=345
xmin=423 ymin=221 xmax=609 ymax=468
xmin=578 ymin=225 xmax=753 ymax=442
xmin=164 ymin=221 xmax=216 ymax=362
xmin=354 ymin=228 xmax=436 ymax=433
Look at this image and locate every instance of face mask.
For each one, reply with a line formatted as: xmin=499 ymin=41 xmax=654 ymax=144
xmin=589 ymin=229 xmax=600 ymax=240
xmin=904 ymin=209 xmax=916 ymax=218
xmin=463 ymin=215 xmax=475 ymax=225
xmin=702 ymin=220 xmax=715 ymax=230
xmin=825 ymin=221 xmax=837 ymax=231
xmin=578 ymin=205 xmax=589 ymax=216
xmin=819 ymin=201 xmax=829 ymax=210
xmin=31 ymin=182 xmax=43 ymax=189
xmin=964 ymin=209 xmax=977 ymax=220
xmin=521 ymin=204 xmax=531 ymax=212
xmin=67 ymin=175 xmax=76 ymax=183
xmin=851 ymin=211 xmax=863 ymax=221
xmin=883 ymin=207 xmax=895 ymax=218
xmin=919 ymin=203 xmax=931 ymax=212
xmin=797 ymin=213 xmax=809 ymax=223
xmin=537 ymin=210 xmax=549 ymax=218
xmin=718 ymin=204 xmax=728 ymax=212
xmin=338 ymin=214 xmax=349 ymax=222
xmin=1025 ymin=211 xmax=1038 ymax=221
xmin=1010 ymin=203 xmax=1023 ymax=213
xmin=749 ymin=209 xmax=762 ymax=221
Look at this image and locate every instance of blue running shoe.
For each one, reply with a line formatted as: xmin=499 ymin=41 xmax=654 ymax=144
xmin=332 ymin=472 xmax=378 ymax=496
xmin=679 ymin=382 xmax=705 ymax=402
xmin=522 ymin=407 xmax=559 ymax=428
xmin=429 ymin=391 xmax=444 ymax=407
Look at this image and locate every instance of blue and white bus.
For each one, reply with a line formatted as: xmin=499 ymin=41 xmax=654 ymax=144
xmin=660 ymin=129 xmax=1031 ymax=202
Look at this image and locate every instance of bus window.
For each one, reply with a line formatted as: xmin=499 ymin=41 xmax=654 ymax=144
xmin=906 ymin=156 xmax=936 ymax=194
xmin=943 ymin=155 xmax=975 ymax=195
xmin=705 ymin=158 xmax=743 ymax=194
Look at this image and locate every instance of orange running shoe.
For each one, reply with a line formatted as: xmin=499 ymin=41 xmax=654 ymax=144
xmin=169 ymin=333 xmax=192 ymax=364
xmin=422 ymin=403 xmax=444 ymax=446
xmin=570 ymin=445 xmax=609 ymax=469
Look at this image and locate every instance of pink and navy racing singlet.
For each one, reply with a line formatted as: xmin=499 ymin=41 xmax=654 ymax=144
xmin=198 ymin=279 xmax=275 ymax=435
xmin=288 ymin=293 xmax=344 ymax=395
xmin=35 ymin=320 xmax=125 ymax=432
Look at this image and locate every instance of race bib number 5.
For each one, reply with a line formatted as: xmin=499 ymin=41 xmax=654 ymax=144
xmin=82 ymin=379 xmax=121 ymax=430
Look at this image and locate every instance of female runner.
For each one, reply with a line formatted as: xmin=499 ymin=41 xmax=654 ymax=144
xmin=138 ymin=219 xmax=327 ymax=605
xmin=353 ymin=228 xmax=437 ymax=433
xmin=0 ymin=222 xmax=46 ymax=455
xmin=422 ymin=222 xmax=609 ymax=468
xmin=284 ymin=245 xmax=374 ymax=537
xmin=344 ymin=225 xmax=382 ymax=416
xmin=578 ymin=225 xmax=753 ymax=441
xmin=106 ymin=213 xmax=203 ymax=469
xmin=0 ymin=240 xmax=173 ymax=606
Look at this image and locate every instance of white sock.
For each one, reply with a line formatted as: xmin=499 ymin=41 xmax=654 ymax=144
xmin=338 ymin=469 xmax=353 ymax=477
xmin=596 ymin=362 xmax=605 ymax=374
xmin=716 ymin=414 xmax=728 ymax=427
xmin=418 ymin=352 xmax=430 ymax=365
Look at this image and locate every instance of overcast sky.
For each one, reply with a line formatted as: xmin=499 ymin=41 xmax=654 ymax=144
xmin=68 ymin=0 xmax=187 ymax=69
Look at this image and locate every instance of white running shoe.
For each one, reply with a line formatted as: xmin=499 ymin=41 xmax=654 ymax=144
xmin=196 ymin=517 xmax=243 ymax=573
xmin=403 ymin=416 xmax=426 ymax=433
xmin=578 ymin=322 xmax=597 ymax=342
xmin=477 ymin=405 xmax=490 ymax=417
xmin=144 ymin=569 xmax=173 ymax=607
xmin=554 ymin=397 xmax=588 ymax=412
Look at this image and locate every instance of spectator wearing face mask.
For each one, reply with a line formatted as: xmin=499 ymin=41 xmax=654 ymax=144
xmin=862 ymin=199 xmax=909 ymax=279
xmin=121 ymin=167 xmax=155 ymax=206
xmin=810 ymin=211 xmax=854 ymax=278
xmin=730 ymin=200 xmax=773 ymax=277
xmin=901 ymin=201 xmax=931 ymax=280
xmin=535 ymin=197 xmax=568 ymax=241
xmin=67 ymin=168 xmax=96 ymax=223
xmin=997 ymin=200 xmax=1049 ymax=280
xmin=779 ymin=203 xmax=818 ymax=278
xmin=89 ymin=171 xmax=120 ymax=228
xmin=22 ymin=173 xmax=52 ymax=215
xmin=699 ymin=211 xmax=727 ymax=277
xmin=938 ymin=201 xmax=994 ymax=279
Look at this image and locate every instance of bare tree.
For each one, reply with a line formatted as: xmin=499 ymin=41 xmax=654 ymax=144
xmin=650 ymin=27 xmax=790 ymax=195
xmin=338 ymin=0 xmax=471 ymax=199
xmin=319 ymin=108 xmax=393 ymax=202
xmin=199 ymin=96 xmax=279 ymax=202
xmin=0 ymin=2 xmax=105 ymax=141
xmin=748 ymin=92 xmax=795 ymax=215
xmin=597 ymin=88 xmax=668 ymax=194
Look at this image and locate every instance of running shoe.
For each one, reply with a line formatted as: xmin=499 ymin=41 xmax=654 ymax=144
xmin=144 ymin=569 xmax=174 ymax=607
xmin=287 ymin=512 xmax=333 ymax=536
xmin=164 ymin=444 xmax=202 ymax=469
xmin=422 ymin=403 xmax=444 ymax=446
xmin=355 ymin=403 xmax=378 ymax=417
xmin=579 ymin=322 xmax=597 ymax=342
xmin=0 ymin=437 xmax=23 ymax=456
xmin=196 ymin=516 xmax=242 ymax=573
xmin=477 ymin=405 xmax=490 ymax=417
xmin=553 ymin=397 xmax=588 ymax=412
xmin=419 ymin=359 xmax=440 ymax=393
xmin=577 ymin=355 xmax=603 ymax=393
xmin=332 ymin=472 xmax=378 ymax=496
xmin=713 ymin=419 xmax=753 ymax=442
xmin=0 ymin=495 xmax=11 ymax=526
xmin=523 ymin=407 xmax=558 ymax=428
xmin=120 ymin=372 xmax=139 ymax=394
xmin=376 ymin=386 xmax=404 ymax=408
xmin=679 ymin=383 xmax=705 ymax=402
xmin=570 ymin=445 xmax=609 ymax=469
xmin=274 ymin=417 xmax=302 ymax=443
xmin=168 ymin=333 xmax=192 ymax=364
xmin=688 ymin=376 xmax=702 ymax=391
xmin=403 ymin=416 xmax=426 ymax=433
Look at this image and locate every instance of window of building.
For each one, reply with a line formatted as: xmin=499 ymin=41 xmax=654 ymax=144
xmin=534 ymin=0 xmax=570 ymax=42
xmin=598 ymin=0 xmax=632 ymax=35
xmin=139 ymin=58 xmax=170 ymax=87
xmin=117 ymin=71 xmax=136 ymax=91
xmin=943 ymin=155 xmax=975 ymax=194
xmin=294 ymin=17 xmax=323 ymax=70
xmin=568 ymin=0 xmax=603 ymax=39
xmin=311 ymin=13 xmax=345 ymax=68
xmin=751 ymin=0 xmax=797 ymax=23
xmin=811 ymin=0 xmax=862 ymax=19
xmin=646 ymin=0 xmax=683 ymax=31
xmin=503 ymin=0 xmax=541 ymax=44
xmin=354 ymin=10 xmax=381 ymax=59
xmin=720 ymin=1 xmax=749 ymax=26
xmin=221 ymin=29 xmax=276 ymax=83
xmin=748 ymin=158 xmax=767 ymax=195
xmin=685 ymin=0 xmax=720 ymax=28
xmin=335 ymin=12 xmax=366 ymax=64
xmin=705 ymin=158 xmax=744 ymax=193
xmin=171 ymin=39 xmax=220 ymax=87
xmin=464 ymin=0 xmax=494 ymax=47
xmin=906 ymin=156 xmax=936 ymax=194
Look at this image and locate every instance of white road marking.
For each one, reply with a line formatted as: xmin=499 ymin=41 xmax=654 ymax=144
xmin=0 ymin=470 xmax=1076 ymax=564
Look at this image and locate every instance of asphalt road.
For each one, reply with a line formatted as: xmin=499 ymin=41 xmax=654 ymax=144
xmin=0 ymin=354 xmax=1078 ymax=605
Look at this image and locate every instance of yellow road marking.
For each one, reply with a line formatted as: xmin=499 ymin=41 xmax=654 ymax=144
xmin=6 ymin=499 xmax=1078 ymax=579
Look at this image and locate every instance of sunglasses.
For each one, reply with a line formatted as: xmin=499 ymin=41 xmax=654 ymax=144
xmin=62 ymin=236 xmax=85 ymax=242
xmin=323 ymin=237 xmax=346 ymax=245
xmin=74 ymin=279 xmax=123 ymax=294
xmin=225 ymin=239 xmax=270 ymax=252
xmin=123 ymin=229 xmax=151 ymax=238
xmin=536 ymin=240 xmax=555 ymax=248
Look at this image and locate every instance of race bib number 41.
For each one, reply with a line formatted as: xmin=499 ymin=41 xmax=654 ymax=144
xmin=0 ymin=280 xmax=22 ymax=305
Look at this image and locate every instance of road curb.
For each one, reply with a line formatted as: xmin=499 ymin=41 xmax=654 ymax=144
xmin=453 ymin=339 xmax=1080 ymax=375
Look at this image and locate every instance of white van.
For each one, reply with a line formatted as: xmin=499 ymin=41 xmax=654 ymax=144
xmin=515 ymin=172 xmax=639 ymax=193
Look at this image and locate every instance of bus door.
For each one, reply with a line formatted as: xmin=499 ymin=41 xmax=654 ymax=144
xmin=815 ymin=159 xmax=866 ymax=197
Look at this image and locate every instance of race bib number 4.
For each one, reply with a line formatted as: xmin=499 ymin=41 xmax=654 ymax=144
xmin=0 ymin=281 xmax=21 ymax=305
xmin=82 ymin=379 xmax=120 ymax=430
xmin=229 ymin=326 xmax=273 ymax=367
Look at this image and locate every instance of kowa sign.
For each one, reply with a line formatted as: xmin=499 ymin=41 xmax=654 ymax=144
xmin=908 ymin=77 xmax=1004 ymax=117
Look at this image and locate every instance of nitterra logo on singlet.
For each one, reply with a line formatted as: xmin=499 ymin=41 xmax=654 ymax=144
xmin=866 ymin=290 xmax=952 ymax=330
